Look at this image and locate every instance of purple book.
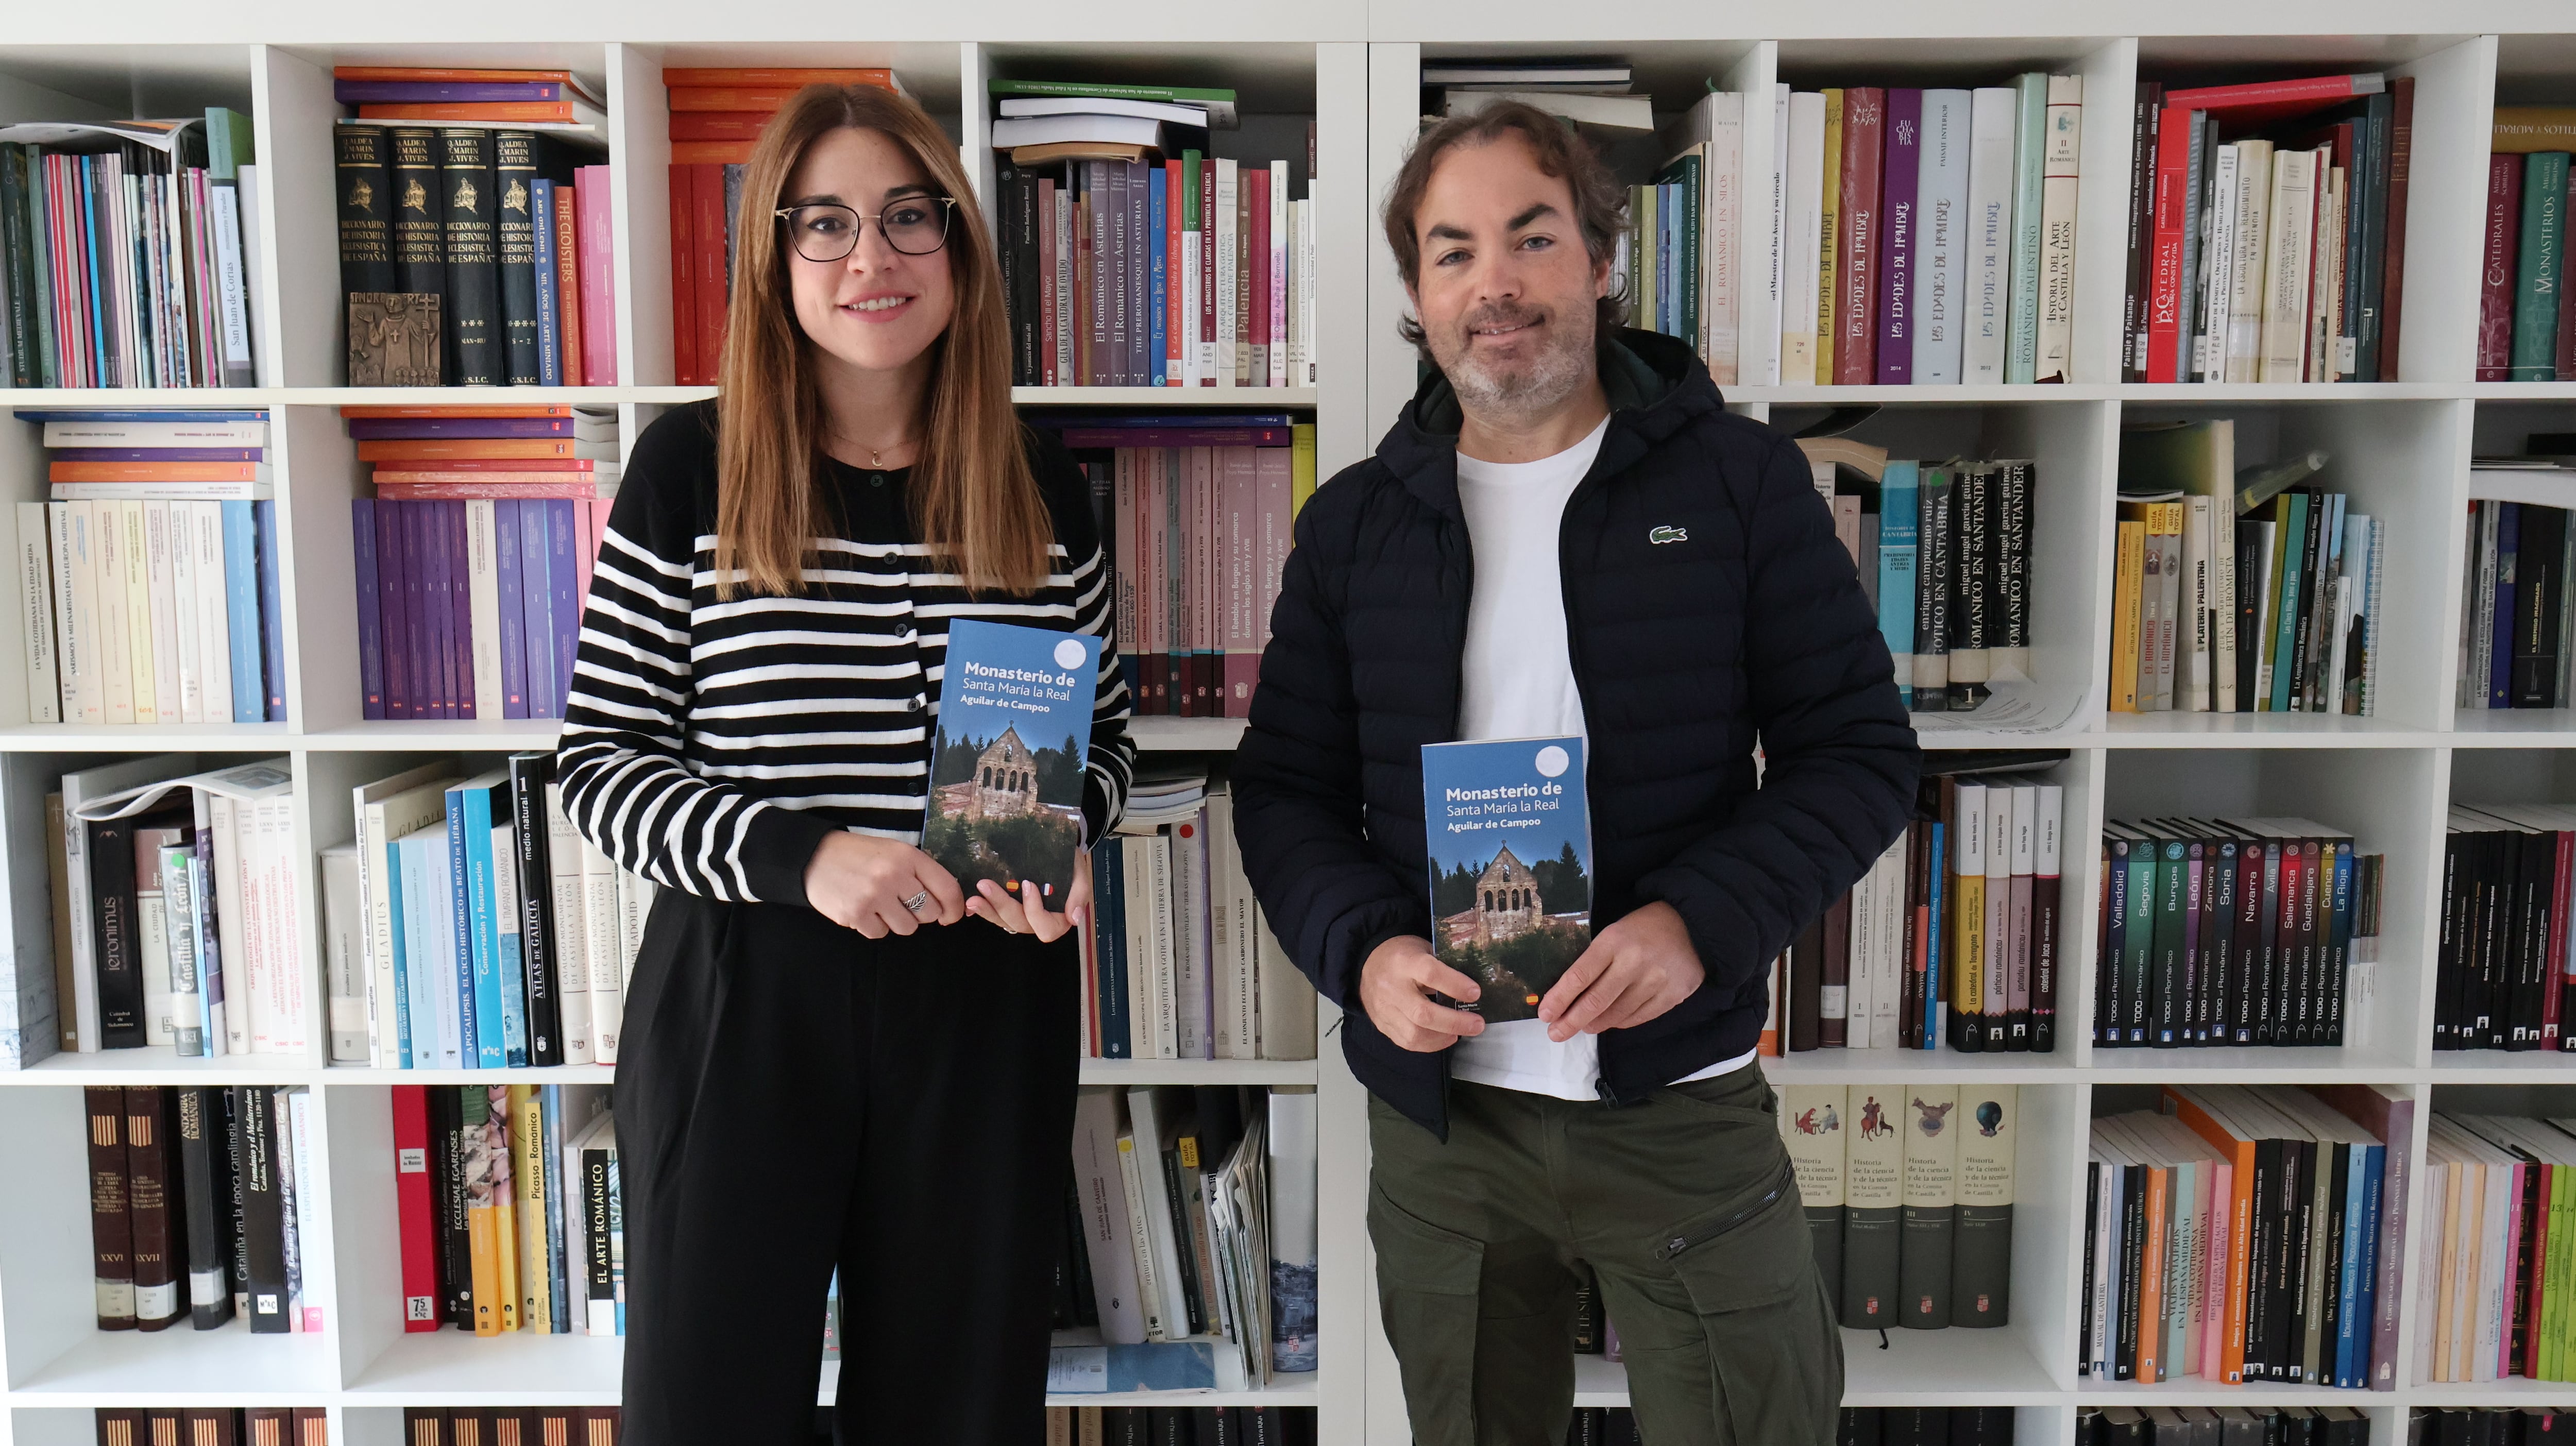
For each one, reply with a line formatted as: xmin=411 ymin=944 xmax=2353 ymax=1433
xmin=333 ymin=81 xmax=567 ymax=104
xmin=492 ymin=500 xmax=529 ymax=719
xmin=399 ymin=501 xmax=431 ymax=718
xmin=421 ymin=499 xmax=452 ymax=718
xmin=352 ymin=499 xmax=385 ymax=720
xmin=50 ymin=447 xmax=263 ymax=462
xmin=517 ymin=500 xmax=555 ymax=720
xmin=345 ymin=417 xmax=575 ymax=440
xmin=447 ymin=503 xmax=477 ymax=720
xmin=1057 ymin=428 xmax=1295 ymax=448
xmin=1876 ymin=89 xmax=1923 ymax=386
xmin=376 ymin=500 xmax=411 ymax=720
xmin=2369 ymin=1093 xmax=2411 ymax=1388
xmin=547 ymin=500 xmax=580 ymax=719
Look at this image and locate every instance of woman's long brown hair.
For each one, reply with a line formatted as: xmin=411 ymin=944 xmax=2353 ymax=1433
xmin=714 ymin=83 xmax=1048 ymax=598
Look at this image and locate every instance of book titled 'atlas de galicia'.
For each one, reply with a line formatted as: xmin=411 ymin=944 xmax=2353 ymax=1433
xmin=924 ymin=619 xmax=1100 ymax=905
xmin=1421 ymin=736 xmax=1593 ymax=1023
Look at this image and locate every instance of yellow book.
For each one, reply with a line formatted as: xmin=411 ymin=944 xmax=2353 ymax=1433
xmin=2494 ymin=107 xmax=2576 ymax=154
xmin=512 ymin=1084 xmax=550 ymax=1333
xmin=1950 ymin=781 xmax=1987 ymax=1018
xmin=1635 ymin=183 xmax=1658 ymax=335
xmin=2111 ymin=515 xmax=2147 ymax=712
xmin=488 ymin=1086 xmax=519 ymax=1333
xmin=463 ymin=1086 xmax=504 ymax=1336
xmin=1816 ymin=89 xmax=1844 ymax=385
xmin=1290 ymin=423 xmax=1317 ymax=517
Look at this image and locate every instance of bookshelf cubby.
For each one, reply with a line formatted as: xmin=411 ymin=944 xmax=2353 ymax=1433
xmin=1 ymin=12 xmax=2574 ymax=1446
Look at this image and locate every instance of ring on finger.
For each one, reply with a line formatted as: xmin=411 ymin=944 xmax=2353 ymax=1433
xmin=902 ymin=889 xmax=930 ymax=915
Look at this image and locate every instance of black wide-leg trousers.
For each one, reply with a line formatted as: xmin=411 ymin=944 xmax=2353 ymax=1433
xmin=615 ymin=887 xmax=1080 ymax=1445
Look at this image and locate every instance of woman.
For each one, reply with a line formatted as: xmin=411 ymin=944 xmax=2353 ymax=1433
xmin=556 ymin=83 xmax=1133 ymax=1444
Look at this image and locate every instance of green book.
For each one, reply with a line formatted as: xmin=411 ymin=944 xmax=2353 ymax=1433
xmin=0 ymin=145 xmax=40 ymax=386
xmin=2150 ymin=835 xmax=2189 ymax=1046
xmin=2269 ymin=492 xmax=2311 ymax=712
xmin=2513 ymin=150 xmax=2569 ymax=382
xmin=16 ymin=145 xmax=56 ymax=387
xmin=1655 ymin=150 xmax=1703 ymax=348
xmin=2004 ymin=72 xmax=2048 ymax=384
xmin=1635 ymin=183 xmax=1657 ymax=335
xmin=2123 ymin=830 xmax=2156 ymax=1046
xmin=988 ymin=78 xmax=1239 ymax=128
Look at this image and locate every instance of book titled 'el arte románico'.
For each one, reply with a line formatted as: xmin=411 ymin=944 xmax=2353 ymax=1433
xmin=1421 ymin=736 xmax=1592 ymax=1023
xmin=924 ymin=619 xmax=1100 ymax=907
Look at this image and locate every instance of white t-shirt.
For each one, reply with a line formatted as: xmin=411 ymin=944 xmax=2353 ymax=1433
xmin=1444 ymin=416 xmax=1756 ymax=1100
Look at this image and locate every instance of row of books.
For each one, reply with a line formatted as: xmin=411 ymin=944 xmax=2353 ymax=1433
xmin=2459 ymin=499 xmax=2576 ymax=711
xmin=322 ymin=756 xmax=654 ymax=1070
xmin=95 ymin=1409 xmax=327 ymax=1446
xmin=404 ymin=1409 xmax=620 ymax=1446
xmin=1064 ymin=1086 xmax=1317 ymax=1384
xmin=389 ymin=1084 xmax=619 ymax=1336
xmin=2485 ymin=111 xmax=2576 ymax=383
xmin=332 ymin=74 xmax=616 ymax=387
xmin=1064 ymin=420 xmax=1315 ymax=718
xmin=84 ymin=1085 xmax=319 ymax=1335
xmin=2124 ymin=73 xmax=2411 ymax=383
xmin=2094 ymin=816 xmax=2382 ymax=1049
xmin=2438 ymin=805 xmax=2576 ymax=1051
xmin=1777 ymin=1083 xmax=2021 ymax=1331
xmin=1086 ymin=778 xmax=1315 ymax=1062
xmin=1837 ymin=1410 xmax=2017 ymax=1446
xmin=0 ymin=112 xmax=262 ymax=389
xmin=2413 ymin=1409 xmax=2576 ymax=1445
xmin=346 ymin=406 xmax=620 ymax=721
xmin=2416 ymin=1113 xmax=2576 ymax=1385
xmin=1047 ymin=1406 xmax=1314 ymax=1446
xmin=1765 ymin=771 xmax=2064 ymax=1053
xmin=2084 ymin=1408 xmax=2372 ymax=1445
xmin=2082 ymin=1084 xmax=2408 ymax=1388
xmin=11 ymin=409 xmax=288 ymax=725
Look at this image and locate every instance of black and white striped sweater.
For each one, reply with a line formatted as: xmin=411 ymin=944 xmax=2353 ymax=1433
xmin=557 ymin=401 xmax=1134 ymax=906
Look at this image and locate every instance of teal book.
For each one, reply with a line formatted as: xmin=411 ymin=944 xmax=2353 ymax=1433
xmin=444 ymin=780 xmax=489 ymax=1069
xmin=2513 ymin=150 xmax=2568 ymax=382
xmin=2270 ymin=492 xmax=2312 ymax=712
xmin=1878 ymin=461 xmax=1921 ymax=707
xmin=2004 ymin=73 xmax=2049 ymax=384
xmin=923 ymin=618 xmax=1101 ymax=906
xmin=1422 ymin=736 xmax=1591 ymax=1023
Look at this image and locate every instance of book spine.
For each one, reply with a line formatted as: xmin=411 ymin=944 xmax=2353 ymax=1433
xmin=493 ymin=131 xmax=541 ymax=385
xmin=2036 ymin=76 xmax=2082 ymax=382
xmin=511 ymin=758 xmax=562 ymax=1067
xmin=2515 ymin=152 xmax=2569 ymax=381
xmin=554 ymin=178 xmax=582 ymax=386
xmin=582 ymin=1134 xmax=617 ymax=1335
xmin=1816 ymin=91 xmax=1844 ymax=384
xmin=241 ymin=1085 xmax=287 ymax=1332
xmin=1876 ymin=90 xmax=1920 ymax=384
xmin=1835 ymin=88 xmax=1885 ymax=385
xmin=177 ymin=1087 xmax=235 ymax=1329
xmin=2003 ymin=74 xmax=2049 ymax=382
xmin=124 ymin=1087 xmax=177 ymax=1331
xmin=436 ymin=129 xmax=500 ymax=385
xmin=86 ymin=1085 xmax=135 ymax=1328
xmin=216 ymin=502 xmax=256 ymax=722
xmin=691 ymin=165 xmax=727 ymax=391
xmin=1913 ymin=467 xmax=1951 ymax=701
xmin=577 ymin=168 xmax=615 ymax=384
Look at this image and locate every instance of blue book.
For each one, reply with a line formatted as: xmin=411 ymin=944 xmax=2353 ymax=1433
xmin=531 ymin=181 xmax=562 ymax=387
xmin=517 ymin=498 xmax=556 ymax=718
xmin=219 ymin=501 xmax=263 ymax=722
xmin=1093 ymin=837 xmax=1129 ymax=1058
xmin=254 ymin=499 xmax=285 ymax=719
xmin=1419 ymin=735 xmax=1590 ymax=1023
xmin=547 ymin=500 xmax=580 ymax=718
xmin=82 ymin=161 xmax=106 ymax=385
xmin=397 ymin=830 xmax=448 ymax=1068
xmin=1924 ymin=822 xmax=1945 ymax=1048
xmin=923 ymin=619 xmax=1101 ymax=905
xmin=352 ymin=498 xmax=385 ymax=719
xmin=540 ymin=1084 xmax=570 ymax=1332
xmin=443 ymin=783 xmax=483 ymax=1069
xmin=381 ymin=827 xmax=414 ymax=1068
xmin=489 ymin=814 xmax=528 ymax=1068
xmin=2349 ymin=1144 xmax=2383 ymax=1385
xmin=2334 ymin=1141 xmax=2374 ymax=1387
xmin=1147 ymin=167 xmax=1167 ymax=388
xmin=492 ymin=500 xmax=528 ymax=719
xmin=12 ymin=409 xmax=270 ymax=422
xmin=1877 ymin=461 xmax=1920 ymax=707
xmin=456 ymin=773 xmax=513 ymax=1069
xmin=1659 ymin=183 xmax=1677 ymax=333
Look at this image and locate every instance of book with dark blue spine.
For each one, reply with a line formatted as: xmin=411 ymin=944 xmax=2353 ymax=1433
xmin=493 ymin=500 xmax=528 ymax=718
xmin=1093 ymin=836 xmax=1130 ymax=1058
xmin=924 ymin=618 xmax=1101 ymax=905
xmin=532 ymin=180 xmax=562 ymax=387
xmin=254 ymin=500 xmax=285 ymax=720
xmin=1420 ymin=736 xmax=1591 ymax=1023
xmin=353 ymin=498 xmax=385 ymax=719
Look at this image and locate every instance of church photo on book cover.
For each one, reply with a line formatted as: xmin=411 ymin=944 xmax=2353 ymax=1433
xmin=1421 ymin=737 xmax=1592 ymax=1023
xmin=924 ymin=619 xmax=1100 ymax=904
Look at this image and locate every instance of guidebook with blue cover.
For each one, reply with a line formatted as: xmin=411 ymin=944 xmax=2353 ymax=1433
xmin=1420 ymin=736 xmax=1593 ymax=1023
xmin=924 ymin=619 xmax=1100 ymax=905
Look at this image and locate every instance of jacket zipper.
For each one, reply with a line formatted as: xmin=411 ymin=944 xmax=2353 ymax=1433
xmin=1654 ymin=1158 xmax=1797 ymax=1262
xmin=1556 ymin=422 xmax=1621 ymax=1101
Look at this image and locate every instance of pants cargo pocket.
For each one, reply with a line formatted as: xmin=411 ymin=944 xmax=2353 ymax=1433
xmin=1654 ymin=1159 xmax=1844 ymax=1446
xmin=1368 ymin=1185 xmax=1486 ymax=1446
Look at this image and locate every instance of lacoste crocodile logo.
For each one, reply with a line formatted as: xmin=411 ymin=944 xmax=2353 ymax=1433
xmin=1649 ymin=524 xmax=1688 ymax=545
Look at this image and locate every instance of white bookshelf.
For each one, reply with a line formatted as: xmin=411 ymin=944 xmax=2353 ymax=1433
xmin=0 ymin=8 xmax=2572 ymax=1446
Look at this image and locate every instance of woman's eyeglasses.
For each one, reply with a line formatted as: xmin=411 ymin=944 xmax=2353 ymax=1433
xmin=774 ymin=197 xmax=957 ymax=261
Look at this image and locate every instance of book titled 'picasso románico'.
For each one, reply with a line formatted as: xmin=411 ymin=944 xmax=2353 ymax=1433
xmin=1421 ymin=736 xmax=1593 ymax=1023
xmin=925 ymin=619 xmax=1100 ymax=906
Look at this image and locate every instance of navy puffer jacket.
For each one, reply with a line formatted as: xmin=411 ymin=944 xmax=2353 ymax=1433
xmin=1231 ymin=328 xmax=1920 ymax=1137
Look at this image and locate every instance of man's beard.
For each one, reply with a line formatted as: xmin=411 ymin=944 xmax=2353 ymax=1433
xmin=1434 ymin=300 xmax=1595 ymax=417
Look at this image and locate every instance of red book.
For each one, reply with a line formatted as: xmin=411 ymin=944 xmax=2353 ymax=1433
xmin=51 ymin=462 xmax=261 ymax=481
xmin=668 ymin=140 xmax=754 ymax=166
xmin=1164 ymin=163 xmax=1184 ymax=386
xmin=2378 ymin=78 xmax=2415 ymax=379
xmin=357 ymin=102 xmax=583 ymax=122
xmin=2161 ymin=73 xmax=2385 ymax=129
xmin=2480 ymin=152 xmax=2523 ymax=382
xmin=1248 ymin=166 xmax=1270 ymax=382
xmin=667 ymin=167 xmax=699 ymax=385
xmin=660 ymin=67 xmax=893 ymax=89
xmin=1836 ymin=87 xmax=1887 ymax=384
xmin=293 ymin=1408 xmax=329 ymax=1446
xmin=1199 ymin=159 xmax=1217 ymax=386
xmin=555 ymin=180 xmax=584 ymax=386
xmin=579 ymin=168 xmax=619 ymax=384
xmin=2545 ymin=829 xmax=2571 ymax=1049
xmin=667 ymin=86 xmax=819 ymax=112
xmin=1038 ymin=176 xmax=1058 ymax=386
xmin=691 ymin=163 xmax=730 ymax=381
xmin=359 ymin=439 xmax=579 ymax=461
xmin=668 ymin=111 xmax=773 ymax=142
xmin=393 ymin=1086 xmax=440 ymax=1331
xmin=583 ymin=499 xmax=608 ymax=600
xmin=2145 ymin=106 xmax=2193 ymax=382
xmin=371 ymin=460 xmax=596 ymax=474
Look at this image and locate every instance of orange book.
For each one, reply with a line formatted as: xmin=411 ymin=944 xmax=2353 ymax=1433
xmin=554 ymin=180 xmax=583 ymax=387
xmin=669 ymin=111 xmax=776 ymax=142
xmin=338 ymin=405 xmax=572 ymax=419
xmin=2163 ymin=1085 xmax=2257 ymax=1383
xmin=667 ymin=87 xmax=836 ymax=113
xmin=357 ymin=439 xmax=579 ymax=462
xmin=358 ymin=103 xmax=583 ymax=123
xmin=2138 ymin=1159 xmax=2167 ymax=1383
xmin=368 ymin=458 xmax=594 ymax=473
xmin=661 ymin=67 xmax=893 ymax=89
xmin=336 ymin=66 xmax=578 ymax=82
xmin=49 ymin=462 xmax=261 ymax=482
xmin=670 ymin=141 xmax=756 ymax=166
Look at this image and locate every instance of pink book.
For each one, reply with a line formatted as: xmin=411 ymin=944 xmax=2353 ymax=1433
xmin=1184 ymin=446 xmax=1213 ymax=717
xmin=1246 ymin=167 xmax=1268 ymax=385
xmin=1252 ymin=446 xmax=1293 ymax=705
xmin=1269 ymin=161 xmax=1289 ymax=387
xmin=1216 ymin=447 xmax=1253 ymax=715
xmin=377 ymin=482 xmax=604 ymax=500
xmin=2201 ymin=1156 xmax=2234 ymax=1377
xmin=578 ymin=167 xmax=619 ymax=385
xmin=578 ymin=498 xmax=605 ymax=605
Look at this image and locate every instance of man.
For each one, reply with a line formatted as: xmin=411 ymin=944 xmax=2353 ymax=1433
xmin=1230 ymin=100 xmax=1918 ymax=1446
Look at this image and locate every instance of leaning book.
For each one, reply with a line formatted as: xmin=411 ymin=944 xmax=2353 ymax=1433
xmin=924 ymin=619 xmax=1100 ymax=906
xmin=1420 ymin=736 xmax=1591 ymax=1023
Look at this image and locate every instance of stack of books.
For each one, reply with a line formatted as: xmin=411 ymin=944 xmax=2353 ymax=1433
xmin=1087 ymin=778 xmax=1315 ymax=1062
xmin=1050 ymin=415 xmax=1316 ymax=717
xmin=2124 ymin=73 xmax=2411 ymax=383
xmin=2084 ymin=1085 xmax=2408 ymax=1390
xmin=390 ymin=1084 xmax=620 ymax=1337
xmin=2435 ymin=805 xmax=2576 ymax=1051
xmin=83 ymin=1085 xmax=320 ymax=1336
xmin=11 ymin=408 xmax=285 ymax=726
xmin=1777 ymin=1084 xmax=2021 ymax=1333
xmin=0 ymin=111 xmax=262 ymax=388
xmin=1044 ymin=1407 xmax=1314 ymax=1444
xmin=2093 ymin=815 xmax=2383 ymax=1049
xmin=2482 ymin=109 xmax=2576 ymax=381
xmin=663 ymin=66 xmax=907 ymax=385
xmin=2458 ymin=496 xmax=2576 ymax=711
xmin=990 ymin=77 xmax=1315 ymax=390
xmin=344 ymin=405 xmax=619 ymax=721
xmin=2113 ymin=421 xmax=2380 ymax=717
xmin=1840 ymin=1409 xmax=2016 ymax=1446
xmin=325 ymin=756 xmax=655 ymax=1071
xmin=2418 ymin=1115 xmax=2576 ymax=1384
xmin=332 ymin=69 xmax=614 ymax=386
xmin=2080 ymin=1408 xmax=2371 ymax=1443
xmin=95 ymin=1409 xmax=329 ymax=1445
xmin=405 ymin=1409 xmax=620 ymax=1445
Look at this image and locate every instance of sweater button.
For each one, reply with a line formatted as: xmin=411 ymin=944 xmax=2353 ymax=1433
xmin=899 ymin=625 xmax=917 ymax=640
xmin=868 ymin=472 xmax=886 ymax=488
xmin=906 ymin=694 xmax=925 ymax=712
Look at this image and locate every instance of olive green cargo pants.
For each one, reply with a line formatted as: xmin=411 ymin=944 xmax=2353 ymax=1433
xmin=1367 ymin=1062 xmax=1843 ymax=1446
